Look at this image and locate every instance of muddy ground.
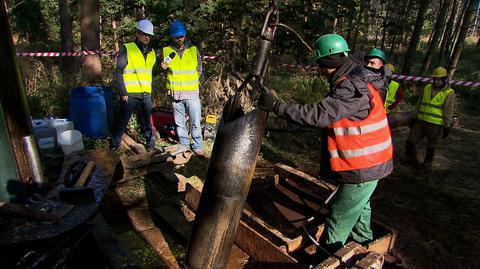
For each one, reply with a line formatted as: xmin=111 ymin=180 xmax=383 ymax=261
xmin=101 ymin=111 xmax=480 ymax=269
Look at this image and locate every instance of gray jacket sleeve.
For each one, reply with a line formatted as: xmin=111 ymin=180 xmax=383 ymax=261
xmin=274 ymin=78 xmax=372 ymax=128
xmin=115 ymin=46 xmax=128 ymax=96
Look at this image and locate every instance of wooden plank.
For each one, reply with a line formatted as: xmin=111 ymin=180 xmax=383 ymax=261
xmin=74 ymin=161 xmax=95 ymax=187
xmin=352 ymin=251 xmax=384 ymax=269
xmin=139 ymin=228 xmax=181 ymax=269
xmin=153 ymin=204 xmax=250 ymax=269
xmin=182 ymin=183 xmax=301 ymax=267
xmin=367 ymin=227 xmax=396 ymax=254
xmin=153 ymin=205 xmax=192 ymax=240
xmin=274 ymin=163 xmax=336 ymax=191
xmin=234 ymin=220 xmax=302 ymax=269
xmin=91 ymin=214 xmax=135 ymax=269
xmin=126 ymin=206 xmax=156 ymax=232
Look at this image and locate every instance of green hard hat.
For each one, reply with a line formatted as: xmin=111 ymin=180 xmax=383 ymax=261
xmin=314 ymin=34 xmax=350 ymax=60
xmin=366 ymin=48 xmax=386 ymax=62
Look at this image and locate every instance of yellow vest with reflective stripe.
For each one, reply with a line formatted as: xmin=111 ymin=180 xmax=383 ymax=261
xmin=417 ymin=84 xmax=454 ymax=125
xmin=384 ymin=80 xmax=399 ymax=113
xmin=123 ymin=42 xmax=156 ymax=94
xmin=163 ymin=46 xmax=199 ymax=92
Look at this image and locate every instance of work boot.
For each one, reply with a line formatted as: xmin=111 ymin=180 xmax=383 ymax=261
xmin=405 ymin=141 xmax=419 ymax=168
xmin=421 ymin=147 xmax=435 ymax=169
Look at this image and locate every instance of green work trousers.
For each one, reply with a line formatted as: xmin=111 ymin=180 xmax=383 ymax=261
xmin=322 ymin=180 xmax=378 ymax=252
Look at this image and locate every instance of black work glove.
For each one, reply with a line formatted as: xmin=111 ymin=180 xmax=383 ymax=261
xmin=258 ymin=87 xmax=276 ymax=112
xmin=442 ymin=127 xmax=450 ymax=139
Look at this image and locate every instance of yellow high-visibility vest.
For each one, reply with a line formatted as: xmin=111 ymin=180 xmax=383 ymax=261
xmin=123 ymin=42 xmax=156 ymax=94
xmin=384 ymin=80 xmax=399 ymax=113
xmin=417 ymin=84 xmax=454 ymax=125
xmin=163 ymin=46 xmax=199 ymax=92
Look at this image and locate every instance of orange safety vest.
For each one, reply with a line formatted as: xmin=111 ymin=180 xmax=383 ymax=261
xmin=327 ymin=83 xmax=393 ymax=172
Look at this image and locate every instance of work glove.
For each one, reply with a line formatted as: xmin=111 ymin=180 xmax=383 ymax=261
xmin=257 ymin=87 xmax=277 ymax=112
xmin=442 ymin=127 xmax=450 ymax=139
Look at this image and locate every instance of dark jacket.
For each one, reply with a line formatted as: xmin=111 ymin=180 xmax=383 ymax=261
xmin=274 ymin=58 xmax=393 ymax=183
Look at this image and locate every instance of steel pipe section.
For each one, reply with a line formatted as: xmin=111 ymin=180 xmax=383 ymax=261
xmin=185 ymin=108 xmax=266 ymax=269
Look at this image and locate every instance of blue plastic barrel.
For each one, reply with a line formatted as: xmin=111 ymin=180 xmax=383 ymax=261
xmin=69 ymin=86 xmax=107 ymax=138
xmin=102 ymin=87 xmax=113 ymax=133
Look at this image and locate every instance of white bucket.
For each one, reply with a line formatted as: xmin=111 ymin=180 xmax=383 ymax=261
xmin=57 ymin=130 xmax=84 ymax=155
xmin=50 ymin=119 xmax=75 ymax=138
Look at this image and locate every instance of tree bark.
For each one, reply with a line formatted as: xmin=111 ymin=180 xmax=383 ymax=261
xmin=420 ymin=0 xmax=452 ymax=74
xmin=381 ymin=0 xmax=388 ymax=50
xmin=112 ymin=17 xmax=119 ymax=53
xmin=81 ymin=0 xmax=102 ymax=84
xmin=401 ymin=0 xmax=432 ymax=75
xmin=448 ymin=0 xmax=480 ymax=78
xmin=439 ymin=0 xmax=459 ymax=62
xmin=448 ymin=0 xmax=469 ymax=61
xmin=352 ymin=0 xmax=366 ymax=50
xmin=59 ymin=0 xmax=75 ymax=75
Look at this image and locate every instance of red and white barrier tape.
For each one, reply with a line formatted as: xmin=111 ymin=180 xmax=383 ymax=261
xmin=16 ymin=50 xmax=222 ymax=60
xmin=15 ymin=50 xmax=111 ymax=57
xmin=15 ymin=51 xmax=479 ymax=87
xmin=279 ymin=63 xmax=480 ymax=88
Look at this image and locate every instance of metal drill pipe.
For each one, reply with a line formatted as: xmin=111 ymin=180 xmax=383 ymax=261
xmin=185 ymin=109 xmax=266 ymax=269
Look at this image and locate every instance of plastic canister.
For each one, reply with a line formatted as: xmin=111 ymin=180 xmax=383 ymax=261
xmin=33 ymin=127 xmax=57 ymax=149
xmin=57 ymin=130 xmax=84 ymax=155
xmin=32 ymin=119 xmax=49 ymax=130
xmin=49 ymin=118 xmax=74 ymax=137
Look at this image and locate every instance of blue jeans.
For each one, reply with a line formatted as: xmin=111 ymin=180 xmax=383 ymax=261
xmin=111 ymin=95 xmax=154 ymax=149
xmin=172 ymin=98 xmax=203 ymax=151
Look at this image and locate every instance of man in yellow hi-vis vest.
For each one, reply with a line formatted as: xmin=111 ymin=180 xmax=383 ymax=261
xmin=384 ymin=63 xmax=403 ymax=114
xmin=111 ymin=19 xmax=157 ymax=151
xmin=405 ymin=66 xmax=456 ymax=168
xmin=161 ymin=20 xmax=204 ymax=156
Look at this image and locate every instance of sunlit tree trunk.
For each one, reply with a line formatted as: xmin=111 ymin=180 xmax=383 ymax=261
xmin=81 ymin=0 xmax=102 ymax=84
xmin=448 ymin=0 xmax=480 ymax=78
xmin=402 ymin=0 xmax=432 ymax=74
xmin=112 ymin=17 xmax=119 ymax=53
xmin=420 ymin=0 xmax=451 ymax=74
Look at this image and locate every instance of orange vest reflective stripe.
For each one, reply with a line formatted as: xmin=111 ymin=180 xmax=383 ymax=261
xmin=328 ymin=83 xmax=393 ymax=172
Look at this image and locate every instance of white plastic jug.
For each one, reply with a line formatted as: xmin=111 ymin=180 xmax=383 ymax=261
xmin=49 ymin=118 xmax=74 ymax=137
xmin=57 ymin=130 xmax=84 ymax=155
xmin=32 ymin=119 xmax=49 ymax=129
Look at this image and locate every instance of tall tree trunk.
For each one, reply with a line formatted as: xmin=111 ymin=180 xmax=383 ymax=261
xmin=448 ymin=0 xmax=468 ymax=61
xmin=439 ymin=0 xmax=459 ymax=62
xmin=401 ymin=0 xmax=432 ymax=75
xmin=112 ymin=17 xmax=119 ymax=53
xmin=448 ymin=0 xmax=480 ymax=78
xmin=420 ymin=0 xmax=451 ymax=74
xmin=381 ymin=0 xmax=388 ymax=49
xmin=361 ymin=0 xmax=371 ymax=50
xmin=59 ymin=0 xmax=75 ymax=76
xmin=346 ymin=9 xmax=355 ymax=44
xmin=81 ymin=0 xmax=102 ymax=84
xmin=352 ymin=0 xmax=366 ymax=50
xmin=399 ymin=0 xmax=415 ymax=51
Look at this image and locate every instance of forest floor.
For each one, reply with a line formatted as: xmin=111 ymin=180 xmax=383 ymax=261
xmin=101 ymin=110 xmax=480 ymax=269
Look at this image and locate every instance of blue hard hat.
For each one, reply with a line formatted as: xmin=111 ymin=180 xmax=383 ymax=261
xmin=170 ymin=20 xmax=187 ymax=37
xmin=136 ymin=19 xmax=154 ymax=36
